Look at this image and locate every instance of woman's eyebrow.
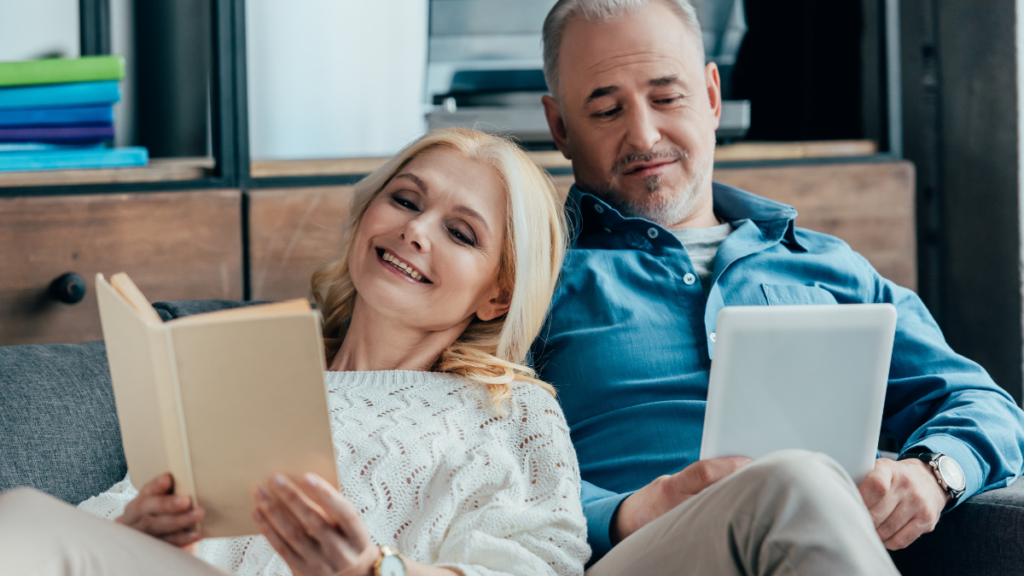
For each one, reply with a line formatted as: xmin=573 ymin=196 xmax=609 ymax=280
xmin=453 ymin=205 xmax=490 ymax=233
xmin=394 ymin=172 xmax=490 ymax=233
xmin=393 ymin=172 xmax=429 ymax=193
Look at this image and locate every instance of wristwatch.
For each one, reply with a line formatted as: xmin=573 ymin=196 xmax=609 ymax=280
xmin=373 ymin=546 xmax=407 ymax=576
xmin=898 ymin=451 xmax=966 ymax=508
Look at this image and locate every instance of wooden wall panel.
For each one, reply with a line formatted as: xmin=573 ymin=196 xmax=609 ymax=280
xmin=248 ymin=187 xmax=355 ymax=302
xmin=0 ymin=190 xmax=242 ymax=346
xmin=248 ymin=161 xmax=916 ymax=304
xmin=713 ymin=161 xmax=917 ymax=290
xmin=555 ymin=162 xmax=916 ymax=290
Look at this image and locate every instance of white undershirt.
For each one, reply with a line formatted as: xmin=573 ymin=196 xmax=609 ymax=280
xmin=670 ymin=221 xmax=735 ymax=296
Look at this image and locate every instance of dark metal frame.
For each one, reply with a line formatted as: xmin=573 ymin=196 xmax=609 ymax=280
xmin=79 ymin=0 xmax=110 ymax=56
xmin=5 ymin=0 xmax=905 ymax=197
xmin=884 ymin=0 xmax=903 ymax=158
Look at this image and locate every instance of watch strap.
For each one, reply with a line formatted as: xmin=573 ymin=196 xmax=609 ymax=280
xmin=898 ymin=451 xmax=965 ymax=508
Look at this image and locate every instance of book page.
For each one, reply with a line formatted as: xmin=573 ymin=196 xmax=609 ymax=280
xmin=109 ymin=272 xmax=163 ymax=323
xmin=167 ymin=311 xmax=336 ymax=537
xmin=95 ymin=274 xmax=192 ymax=498
xmin=167 ymin=298 xmax=312 ymax=327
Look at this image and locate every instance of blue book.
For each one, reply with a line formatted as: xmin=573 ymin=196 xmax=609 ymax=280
xmin=0 ymin=146 xmax=148 ymax=172
xmin=0 ymin=124 xmax=114 ymax=143
xmin=0 ymin=142 xmax=105 ymax=152
xmin=0 ymin=81 xmax=120 ymax=110
xmin=0 ymin=105 xmax=113 ymax=127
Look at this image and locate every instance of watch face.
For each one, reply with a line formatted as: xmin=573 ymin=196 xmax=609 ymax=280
xmin=379 ymin=555 xmax=406 ymax=576
xmin=937 ymin=456 xmax=966 ymax=492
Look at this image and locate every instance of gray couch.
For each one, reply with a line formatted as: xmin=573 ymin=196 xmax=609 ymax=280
xmin=2 ymin=300 xmax=1023 ymax=575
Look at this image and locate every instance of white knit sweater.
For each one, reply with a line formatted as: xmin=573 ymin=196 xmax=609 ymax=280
xmin=78 ymin=371 xmax=590 ymax=576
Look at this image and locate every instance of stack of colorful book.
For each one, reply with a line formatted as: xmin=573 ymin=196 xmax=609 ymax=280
xmin=0 ymin=56 xmax=148 ymax=172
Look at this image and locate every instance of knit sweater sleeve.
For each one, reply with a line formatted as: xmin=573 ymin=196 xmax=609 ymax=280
xmin=77 ymin=473 xmax=139 ymax=521
xmin=433 ymin=384 xmax=591 ymax=576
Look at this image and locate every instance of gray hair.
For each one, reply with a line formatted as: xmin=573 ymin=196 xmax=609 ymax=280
xmin=542 ymin=0 xmax=705 ymax=98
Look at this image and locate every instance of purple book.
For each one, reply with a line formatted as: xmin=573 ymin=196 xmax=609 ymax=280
xmin=0 ymin=124 xmax=114 ymax=143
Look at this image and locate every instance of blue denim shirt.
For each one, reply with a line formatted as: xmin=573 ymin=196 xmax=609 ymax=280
xmin=532 ymin=182 xmax=1024 ymax=562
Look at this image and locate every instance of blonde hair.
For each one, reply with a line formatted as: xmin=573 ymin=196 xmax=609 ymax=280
xmin=311 ymin=128 xmax=567 ymax=413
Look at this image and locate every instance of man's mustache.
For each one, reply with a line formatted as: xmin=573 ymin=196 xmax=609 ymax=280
xmin=613 ymin=149 xmax=688 ymax=175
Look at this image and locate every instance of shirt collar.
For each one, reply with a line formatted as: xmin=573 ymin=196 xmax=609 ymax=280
xmin=566 ymin=181 xmax=807 ymax=251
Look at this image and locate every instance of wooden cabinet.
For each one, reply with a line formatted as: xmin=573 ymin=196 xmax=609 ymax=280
xmin=553 ymin=162 xmax=916 ymax=290
xmin=247 ymin=161 xmax=916 ymax=303
xmin=248 ymin=186 xmax=355 ymax=302
xmin=0 ymin=190 xmax=243 ymax=345
xmin=714 ymin=162 xmax=917 ymax=290
xmin=0 ymin=157 xmax=916 ymax=345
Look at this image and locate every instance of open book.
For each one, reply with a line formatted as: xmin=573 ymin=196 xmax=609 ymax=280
xmin=95 ymin=273 xmax=338 ymax=537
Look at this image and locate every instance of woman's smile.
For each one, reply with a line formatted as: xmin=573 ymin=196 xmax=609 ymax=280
xmin=375 ymin=247 xmax=432 ymax=283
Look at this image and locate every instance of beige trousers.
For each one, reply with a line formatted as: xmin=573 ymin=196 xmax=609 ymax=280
xmin=586 ymin=449 xmax=900 ymax=576
xmin=0 ymin=487 xmax=230 ymax=576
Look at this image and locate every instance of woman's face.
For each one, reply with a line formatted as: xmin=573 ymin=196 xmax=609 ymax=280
xmin=348 ymin=148 xmax=510 ymax=333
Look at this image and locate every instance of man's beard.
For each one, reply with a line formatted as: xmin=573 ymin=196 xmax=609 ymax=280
xmin=588 ymin=142 xmax=716 ymax=228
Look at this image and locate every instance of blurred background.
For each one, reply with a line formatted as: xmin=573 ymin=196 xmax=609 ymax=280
xmin=1 ymin=0 xmax=1023 ymax=407
xmin=0 ymin=0 xmax=896 ymax=157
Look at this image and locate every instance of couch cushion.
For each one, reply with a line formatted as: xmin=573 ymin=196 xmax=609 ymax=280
xmin=891 ymin=479 xmax=1024 ymax=576
xmin=0 ymin=299 xmax=258 ymax=504
xmin=0 ymin=340 xmax=124 ymax=505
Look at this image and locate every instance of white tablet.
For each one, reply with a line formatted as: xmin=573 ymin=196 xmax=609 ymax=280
xmin=699 ymin=304 xmax=897 ymax=484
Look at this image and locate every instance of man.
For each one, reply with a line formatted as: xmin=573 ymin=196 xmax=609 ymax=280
xmin=532 ymin=0 xmax=1024 ymax=573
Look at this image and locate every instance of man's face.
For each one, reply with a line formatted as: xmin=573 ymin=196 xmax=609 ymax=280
xmin=543 ymin=1 xmax=722 ymax=228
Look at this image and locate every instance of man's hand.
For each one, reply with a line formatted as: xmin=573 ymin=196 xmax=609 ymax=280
xmin=611 ymin=456 xmax=751 ymax=544
xmin=858 ymin=458 xmax=949 ymax=550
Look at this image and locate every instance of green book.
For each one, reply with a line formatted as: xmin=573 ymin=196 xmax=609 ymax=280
xmin=0 ymin=56 xmax=125 ymax=88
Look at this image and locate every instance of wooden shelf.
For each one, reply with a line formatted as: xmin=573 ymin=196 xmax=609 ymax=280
xmin=0 ymin=140 xmax=879 ymax=188
xmin=250 ymin=157 xmax=390 ymax=178
xmin=0 ymin=157 xmax=216 ymax=188
xmin=249 ymin=140 xmax=879 ymax=179
xmin=714 ymin=140 xmax=879 ymax=162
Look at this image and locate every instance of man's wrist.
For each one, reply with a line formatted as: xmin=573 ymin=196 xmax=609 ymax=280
xmin=897 ymin=451 xmax=966 ymax=509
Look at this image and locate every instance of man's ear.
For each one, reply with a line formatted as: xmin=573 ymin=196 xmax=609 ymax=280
xmin=476 ymin=289 xmax=512 ymax=322
xmin=542 ymin=95 xmax=572 ymax=160
xmin=705 ymin=62 xmax=722 ymax=131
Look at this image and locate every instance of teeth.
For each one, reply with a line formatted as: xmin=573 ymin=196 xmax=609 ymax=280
xmin=382 ymin=251 xmax=424 ymax=281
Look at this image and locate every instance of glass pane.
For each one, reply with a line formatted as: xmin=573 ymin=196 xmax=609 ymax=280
xmin=128 ymin=0 xmax=213 ymax=159
xmin=0 ymin=0 xmax=80 ymax=62
xmin=0 ymin=0 xmax=215 ymax=179
xmin=246 ymin=0 xmax=429 ymax=160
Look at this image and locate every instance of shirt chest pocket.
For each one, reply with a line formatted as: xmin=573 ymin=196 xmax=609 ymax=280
xmin=761 ymin=283 xmax=838 ymax=306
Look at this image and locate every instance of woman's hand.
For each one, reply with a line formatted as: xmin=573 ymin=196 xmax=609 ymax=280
xmin=116 ymin=472 xmax=204 ymax=550
xmin=253 ymin=473 xmax=379 ymax=576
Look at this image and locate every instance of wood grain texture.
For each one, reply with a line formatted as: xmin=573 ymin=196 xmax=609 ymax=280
xmin=251 ymin=158 xmax=388 ymax=179
xmin=0 ymin=157 xmax=216 ymax=188
xmin=0 ymin=190 xmax=242 ymax=345
xmin=248 ymin=187 xmax=356 ymax=302
xmin=714 ymin=140 xmax=877 ymax=162
xmin=248 ymin=161 xmax=916 ymax=302
xmin=247 ymin=141 xmax=879 ymax=178
xmin=713 ymin=161 xmax=917 ymax=289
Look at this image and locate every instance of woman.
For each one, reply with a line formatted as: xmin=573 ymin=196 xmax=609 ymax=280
xmin=0 ymin=128 xmax=588 ymax=576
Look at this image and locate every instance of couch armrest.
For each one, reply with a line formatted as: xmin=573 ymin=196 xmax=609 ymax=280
xmin=890 ymin=480 xmax=1024 ymax=576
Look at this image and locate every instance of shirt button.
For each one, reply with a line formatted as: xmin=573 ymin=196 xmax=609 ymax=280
xmin=710 ymin=332 xmax=717 ymax=343
xmin=594 ymin=204 xmax=605 ymax=214
xmin=647 ymin=227 xmax=659 ymax=239
xmin=683 ymin=273 xmax=696 ymax=285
